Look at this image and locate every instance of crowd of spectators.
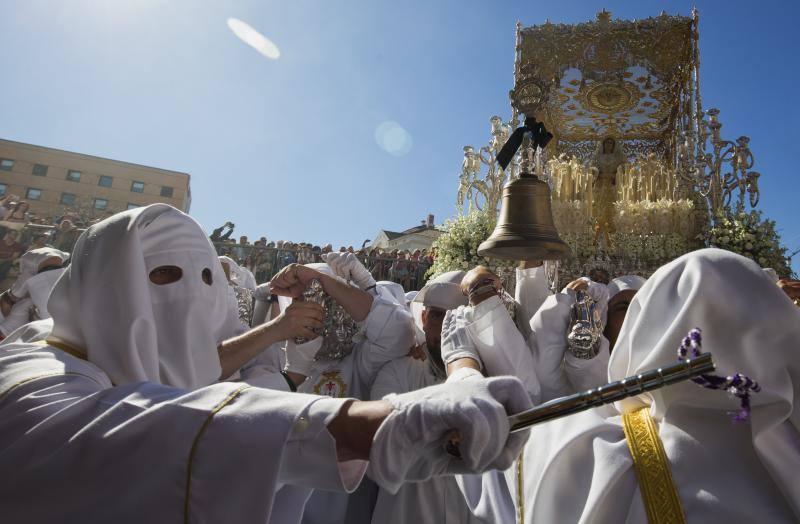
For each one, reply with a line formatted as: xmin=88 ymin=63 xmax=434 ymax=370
xmin=210 ymin=222 xmax=436 ymax=290
xmin=0 ymin=204 xmax=439 ymax=291
xmin=0 ymin=194 xmax=96 ymax=282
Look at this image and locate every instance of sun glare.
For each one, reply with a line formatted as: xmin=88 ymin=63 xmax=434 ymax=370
xmin=227 ymin=18 xmax=280 ymax=60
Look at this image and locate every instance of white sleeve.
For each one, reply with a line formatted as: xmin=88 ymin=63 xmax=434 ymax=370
xmin=251 ymin=298 xmax=269 ymax=327
xmin=564 ymin=336 xmax=611 ymax=392
xmin=466 ymin=296 xmax=541 ymax=402
xmin=528 ymin=294 xmax=573 ymax=402
xmin=0 ymin=364 xmax=362 ymax=523
xmin=514 ymin=266 xmax=551 ymax=339
xmin=251 ymin=284 xmax=272 ymax=327
xmin=354 ymin=297 xmax=415 ymax=389
xmin=279 ymin=396 xmax=368 ymax=492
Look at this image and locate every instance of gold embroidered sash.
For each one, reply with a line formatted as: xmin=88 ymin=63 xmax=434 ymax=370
xmin=516 ymin=449 xmax=524 ymax=524
xmin=622 ymin=407 xmax=686 ymax=524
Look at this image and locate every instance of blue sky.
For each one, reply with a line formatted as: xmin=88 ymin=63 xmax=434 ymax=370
xmin=1 ymin=1 xmax=798 ymax=269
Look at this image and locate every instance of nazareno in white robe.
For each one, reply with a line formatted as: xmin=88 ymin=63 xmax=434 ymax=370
xmin=0 ymin=205 xmax=367 ymax=523
xmin=362 ymin=265 xmax=550 ymax=524
xmin=457 ymin=248 xmax=800 ymax=522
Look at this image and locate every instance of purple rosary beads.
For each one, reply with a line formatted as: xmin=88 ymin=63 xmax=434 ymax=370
xmin=678 ymin=328 xmax=761 ymax=421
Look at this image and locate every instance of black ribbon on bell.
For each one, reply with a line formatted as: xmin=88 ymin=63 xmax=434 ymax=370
xmin=478 ymin=117 xmax=570 ymax=261
xmin=496 ymin=117 xmax=554 ymax=171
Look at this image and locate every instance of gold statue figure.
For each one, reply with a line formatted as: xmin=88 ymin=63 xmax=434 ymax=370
xmin=591 ymin=137 xmax=626 ymax=247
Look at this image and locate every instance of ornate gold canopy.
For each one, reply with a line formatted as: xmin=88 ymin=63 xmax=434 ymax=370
xmin=511 ymin=10 xmax=696 ymax=152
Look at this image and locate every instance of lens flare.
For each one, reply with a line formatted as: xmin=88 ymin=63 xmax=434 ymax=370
xmin=227 ymin=18 xmax=280 ymax=60
xmin=374 ymin=121 xmax=413 ymax=156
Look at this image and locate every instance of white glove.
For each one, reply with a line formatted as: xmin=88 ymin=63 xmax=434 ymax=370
xmin=369 ymin=375 xmax=532 ymax=494
xmin=8 ymin=278 xmax=28 ymax=301
xmin=323 ymin=252 xmax=376 ymax=291
xmin=283 ymin=338 xmax=322 ymax=378
xmin=322 ymin=252 xmax=348 ymax=279
xmin=440 ymin=306 xmax=482 ymax=368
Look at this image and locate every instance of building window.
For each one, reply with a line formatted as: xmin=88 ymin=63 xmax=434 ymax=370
xmin=93 ymin=198 xmax=108 ymax=210
xmin=66 ymin=170 xmax=82 ymax=182
xmin=0 ymin=183 xmax=6 ymax=196
xmin=26 ymin=188 xmax=42 ymax=200
xmin=32 ymin=164 xmax=48 ymax=176
xmin=160 ymin=186 xmax=174 ymax=198
xmin=126 ymin=203 xmax=139 ymax=210
xmin=131 ymin=181 xmax=145 ymax=193
xmin=60 ymin=192 xmax=76 ymax=206
xmin=0 ymin=159 xmax=14 ymax=171
xmin=98 ymin=175 xmax=113 ymax=188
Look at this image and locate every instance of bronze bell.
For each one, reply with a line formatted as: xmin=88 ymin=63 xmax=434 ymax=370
xmin=478 ymin=173 xmax=572 ymax=261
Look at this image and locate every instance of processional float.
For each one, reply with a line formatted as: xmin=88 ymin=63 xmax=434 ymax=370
xmin=447 ymin=9 xmax=768 ymax=451
xmin=460 ymin=9 xmax=764 ymax=289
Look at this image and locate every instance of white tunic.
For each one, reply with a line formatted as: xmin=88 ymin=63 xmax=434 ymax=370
xmin=369 ymin=354 xmax=490 ymax=524
xmin=0 ymin=338 xmax=367 ymax=524
xmin=513 ymin=265 xmax=550 ymax=339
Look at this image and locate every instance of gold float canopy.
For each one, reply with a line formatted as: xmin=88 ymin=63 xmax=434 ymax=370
xmin=511 ymin=10 xmax=695 ymax=145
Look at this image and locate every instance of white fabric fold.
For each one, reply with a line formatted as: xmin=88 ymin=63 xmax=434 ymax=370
xmin=483 ymin=248 xmax=800 ymax=523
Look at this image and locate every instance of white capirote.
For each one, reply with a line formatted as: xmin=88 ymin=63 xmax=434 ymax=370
xmin=48 ymin=204 xmax=230 ymax=389
xmin=10 ymin=247 xmax=69 ymax=295
xmin=460 ymin=248 xmax=800 ymax=523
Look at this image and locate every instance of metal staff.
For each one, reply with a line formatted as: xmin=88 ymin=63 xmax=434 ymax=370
xmin=508 ymin=352 xmax=714 ymax=432
xmin=445 ymin=352 xmax=714 ymax=456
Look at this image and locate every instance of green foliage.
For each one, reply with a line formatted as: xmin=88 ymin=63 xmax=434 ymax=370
xmin=427 ymin=210 xmax=514 ymax=278
xmin=708 ymin=209 xmax=793 ymax=277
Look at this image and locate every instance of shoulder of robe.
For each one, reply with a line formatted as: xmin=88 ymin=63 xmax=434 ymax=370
xmin=0 ymin=341 xmax=113 ymax=394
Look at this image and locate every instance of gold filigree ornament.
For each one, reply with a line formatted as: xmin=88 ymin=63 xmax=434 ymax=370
xmin=513 ymin=10 xmax=693 ymax=141
xmin=577 ymin=81 xmax=642 ymax=114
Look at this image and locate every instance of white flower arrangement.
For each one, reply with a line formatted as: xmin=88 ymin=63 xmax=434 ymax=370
xmin=428 ymin=210 xmax=515 ymax=279
xmin=613 ymin=199 xmax=694 ymax=237
xmin=708 ymin=209 xmax=792 ymax=277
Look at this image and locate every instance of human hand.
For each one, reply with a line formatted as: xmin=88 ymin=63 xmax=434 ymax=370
xmin=461 ymin=266 xmax=501 ymax=306
xmin=369 ymin=375 xmax=532 ymax=493
xmin=564 ymin=278 xmax=588 ymax=293
xmin=270 ymin=300 xmax=324 ymax=341
xmin=323 ymin=252 xmax=376 ymax=291
xmin=270 ymin=263 xmax=323 ymax=298
xmin=441 ymin=307 xmax=481 ymax=368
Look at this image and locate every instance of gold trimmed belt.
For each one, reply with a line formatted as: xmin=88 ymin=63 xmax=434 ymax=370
xmin=43 ymin=338 xmax=87 ymax=360
xmin=622 ymin=407 xmax=686 ymax=524
xmin=516 ymin=449 xmax=525 ymax=524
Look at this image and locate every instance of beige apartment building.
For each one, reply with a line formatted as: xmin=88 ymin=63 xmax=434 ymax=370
xmin=0 ymin=138 xmax=191 ymax=219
